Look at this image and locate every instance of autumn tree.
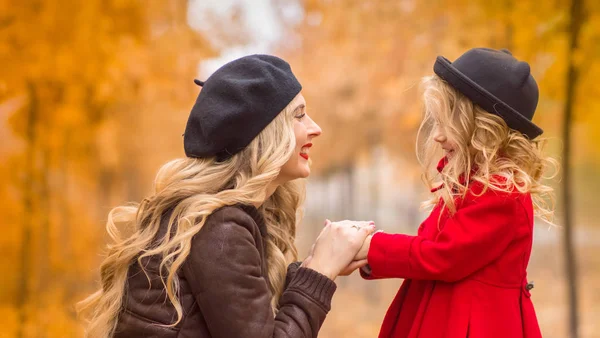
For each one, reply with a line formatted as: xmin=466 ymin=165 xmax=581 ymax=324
xmin=0 ymin=1 xmax=215 ymax=336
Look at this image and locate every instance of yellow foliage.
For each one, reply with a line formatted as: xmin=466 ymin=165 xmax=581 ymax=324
xmin=1 ymin=0 xmax=599 ymax=336
xmin=0 ymin=0 xmax=216 ymax=336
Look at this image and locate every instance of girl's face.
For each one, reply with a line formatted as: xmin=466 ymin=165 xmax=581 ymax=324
xmin=277 ymin=94 xmax=322 ymax=182
xmin=432 ymin=120 xmax=457 ymax=159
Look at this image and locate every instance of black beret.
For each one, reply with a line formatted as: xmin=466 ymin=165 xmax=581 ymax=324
xmin=183 ymin=54 xmax=302 ymax=160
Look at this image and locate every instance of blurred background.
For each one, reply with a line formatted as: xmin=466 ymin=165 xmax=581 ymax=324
xmin=1 ymin=0 xmax=599 ymax=337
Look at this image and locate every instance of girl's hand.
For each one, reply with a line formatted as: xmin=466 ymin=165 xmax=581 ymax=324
xmin=354 ymin=233 xmax=375 ymax=261
xmin=338 ymin=259 xmax=369 ymax=276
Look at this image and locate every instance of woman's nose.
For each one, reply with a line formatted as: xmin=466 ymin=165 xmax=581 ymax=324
xmin=307 ymin=116 xmax=322 ymax=137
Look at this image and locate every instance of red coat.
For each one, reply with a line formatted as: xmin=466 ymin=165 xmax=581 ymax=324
xmin=363 ymin=169 xmax=542 ymax=337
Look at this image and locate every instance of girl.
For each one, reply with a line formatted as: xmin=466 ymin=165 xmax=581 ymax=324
xmin=355 ymin=48 xmax=556 ymax=337
xmin=77 ymin=54 xmax=374 ymax=338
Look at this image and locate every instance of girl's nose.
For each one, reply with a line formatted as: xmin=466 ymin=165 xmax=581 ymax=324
xmin=434 ymin=134 xmax=447 ymax=143
xmin=433 ymin=126 xmax=447 ymax=143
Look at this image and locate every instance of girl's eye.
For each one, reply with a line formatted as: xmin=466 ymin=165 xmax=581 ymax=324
xmin=295 ymin=113 xmax=306 ymax=120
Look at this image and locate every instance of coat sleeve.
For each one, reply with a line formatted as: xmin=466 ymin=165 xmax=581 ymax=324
xmin=366 ymin=189 xmax=523 ymax=282
xmin=284 ymin=261 xmax=303 ymax=289
xmin=183 ymin=218 xmax=336 ymax=338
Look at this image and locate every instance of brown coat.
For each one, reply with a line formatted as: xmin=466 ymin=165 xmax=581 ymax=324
xmin=114 ymin=204 xmax=336 ymax=338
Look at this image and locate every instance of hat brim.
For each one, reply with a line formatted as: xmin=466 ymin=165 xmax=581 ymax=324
xmin=433 ymin=56 xmax=543 ymax=139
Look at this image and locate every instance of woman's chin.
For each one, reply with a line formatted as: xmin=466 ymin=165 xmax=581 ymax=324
xmin=277 ymin=167 xmax=311 ymax=184
xmin=298 ymin=168 xmax=311 ymax=179
xmin=296 ymin=164 xmax=311 ymax=179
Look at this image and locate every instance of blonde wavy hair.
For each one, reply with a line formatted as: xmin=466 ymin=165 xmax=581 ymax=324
xmin=417 ymin=75 xmax=558 ymax=222
xmin=77 ymin=94 xmax=306 ymax=338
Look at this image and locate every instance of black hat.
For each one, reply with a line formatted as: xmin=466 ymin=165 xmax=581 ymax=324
xmin=184 ymin=54 xmax=302 ymax=160
xmin=433 ymin=48 xmax=543 ymax=139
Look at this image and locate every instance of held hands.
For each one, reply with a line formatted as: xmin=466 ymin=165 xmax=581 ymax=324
xmin=339 ymin=225 xmax=375 ymax=276
xmin=354 ymin=233 xmax=373 ymax=261
xmin=303 ymin=219 xmax=375 ymax=280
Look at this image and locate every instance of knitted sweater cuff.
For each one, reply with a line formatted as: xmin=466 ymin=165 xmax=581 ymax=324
xmin=287 ymin=267 xmax=337 ymax=311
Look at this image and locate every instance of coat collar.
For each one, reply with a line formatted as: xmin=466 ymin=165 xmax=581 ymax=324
xmin=431 ymin=157 xmax=449 ymax=193
xmin=431 ymin=156 xmax=477 ymax=193
xmin=236 ymin=203 xmax=268 ymax=238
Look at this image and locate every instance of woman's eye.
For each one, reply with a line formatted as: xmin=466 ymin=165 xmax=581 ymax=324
xmin=295 ymin=113 xmax=306 ymax=119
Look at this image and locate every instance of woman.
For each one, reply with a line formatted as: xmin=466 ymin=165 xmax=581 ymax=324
xmin=78 ymin=54 xmax=374 ymax=338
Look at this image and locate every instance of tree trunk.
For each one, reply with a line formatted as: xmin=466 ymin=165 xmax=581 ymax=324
xmin=37 ymin=144 xmax=50 ymax=338
xmin=18 ymin=81 xmax=38 ymax=338
xmin=562 ymin=0 xmax=583 ymax=337
xmin=60 ymin=129 xmax=78 ymax=315
xmin=504 ymin=0 xmax=513 ymax=51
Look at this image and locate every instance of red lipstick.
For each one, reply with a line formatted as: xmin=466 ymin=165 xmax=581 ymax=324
xmin=300 ymin=143 xmax=312 ymax=160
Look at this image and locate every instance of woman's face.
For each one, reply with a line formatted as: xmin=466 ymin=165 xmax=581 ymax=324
xmin=277 ymin=94 xmax=322 ymax=183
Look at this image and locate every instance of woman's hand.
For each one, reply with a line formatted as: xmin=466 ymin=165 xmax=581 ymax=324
xmin=304 ymin=220 xmax=375 ymax=280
